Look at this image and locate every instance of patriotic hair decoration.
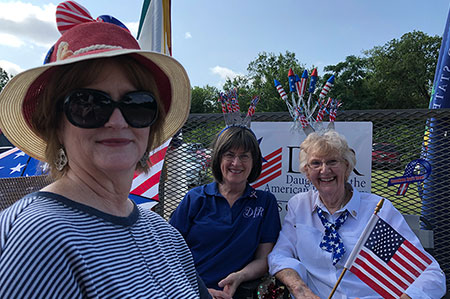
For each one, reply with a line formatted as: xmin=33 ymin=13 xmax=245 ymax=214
xmin=274 ymin=67 xmax=340 ymax=135
xmin=218 ymin=88 xmax=261 ymax=129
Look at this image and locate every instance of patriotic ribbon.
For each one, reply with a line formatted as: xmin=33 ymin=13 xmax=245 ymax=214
xmin=387 ymin=159 xmax=432 ymax=195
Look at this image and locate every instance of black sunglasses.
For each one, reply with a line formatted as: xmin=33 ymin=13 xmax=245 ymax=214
xmin=63 ymin=88 xmax=158 ymax=128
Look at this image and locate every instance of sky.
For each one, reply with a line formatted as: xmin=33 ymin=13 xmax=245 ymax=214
xmin=0 ymin=0 xmax=449 ymax=89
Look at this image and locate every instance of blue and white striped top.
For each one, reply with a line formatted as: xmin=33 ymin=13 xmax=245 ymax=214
xmin=0 ymin=191 xmax=201 ymax=298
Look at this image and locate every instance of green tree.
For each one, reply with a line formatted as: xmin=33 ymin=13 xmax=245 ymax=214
xmin=325 ymin=31 xmax=440 ymax=109
xmin=324 ymin=55 xmax=377 ymax=109
xmin=190 ymin=85 xmax=221 ymax=113
xmin=222 ymin=75 xmax=255 ymax=113
xmin=365 ymin=31 xmax=440 ymax=109
xmin=0 ymin=67 xmax=11 ymax=92
xmin=245 ymin=51 xmax=306 ymax=112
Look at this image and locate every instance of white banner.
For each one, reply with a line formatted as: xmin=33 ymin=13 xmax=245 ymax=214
xmin=251 ymin=121 xmax=373 ymax=220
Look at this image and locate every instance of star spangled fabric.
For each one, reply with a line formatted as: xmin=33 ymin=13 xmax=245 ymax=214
xmin=0 ymin=145 xmax=168 ymax=209
xmin=344 ymin=214 xmax=432 ymax=299
xmin=316 ymin=207 xmax=349 ymax=265
xmin=0 ymin=147 xmax=44 ymax=177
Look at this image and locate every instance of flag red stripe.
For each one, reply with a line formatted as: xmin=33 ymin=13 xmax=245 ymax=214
xmin=264 ymin=147 xmax=282 ymax=161
xmin=394 ymin=247 xmax=422 ymax=276
xmin=56 ymin=12 xmax=92 ymax=23
xmin=398 ymin=244 xmax=428 ymax=271
xmin=133 ymin=147 xmax=168 ymax=179
xmin=262 ymin=154 xmax=282 ymax=170
xmin=149 ymin=146 xmax=168 ymax=165
xmin=387 ymin=258 xmax=415 ymax=284
xmin=252 ymin=169 xmax=282 ymax=189
xmin=259 ymin=162 xmax=282 ymax=180
xmin=131 ymin=171 xmax=161 ymax=194
xmin=357 ymin=249 xmax=408 ymax=291
xmin=350 ymin=266 xmax=397 ymax=299
xmin=404 ymin=239 xmax=432 ymax=265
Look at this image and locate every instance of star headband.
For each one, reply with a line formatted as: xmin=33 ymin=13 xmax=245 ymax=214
xmin=274 ymin=68 xmax=340 ymax=135
xmin=218 ymin=88 xmax=260 ymax=129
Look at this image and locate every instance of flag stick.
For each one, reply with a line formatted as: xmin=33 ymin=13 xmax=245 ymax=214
xmin=327 ymin=198 xmax=385 ymax=299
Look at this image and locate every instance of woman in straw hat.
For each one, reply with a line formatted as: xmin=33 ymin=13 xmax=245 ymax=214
xmin=0 ymin=1 xmax=210 ymax=298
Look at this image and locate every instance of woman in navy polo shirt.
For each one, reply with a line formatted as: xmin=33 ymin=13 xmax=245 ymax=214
xmin=170 ymin=126 xmax=281 ymax=299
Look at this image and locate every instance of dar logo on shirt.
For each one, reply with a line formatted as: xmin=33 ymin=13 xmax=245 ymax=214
xmin=243 ymin=206 xmax=264 ymax=218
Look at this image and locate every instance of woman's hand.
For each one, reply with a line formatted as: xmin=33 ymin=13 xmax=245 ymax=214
xmin=207 ymin=288 xmax=232 ymax=299
xmin=217 ymin=271 xmax=243 ymax=297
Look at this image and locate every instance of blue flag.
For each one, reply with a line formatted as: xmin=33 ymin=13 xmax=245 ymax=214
xmin=429 ymin=6 xmax=450 ymax=109
xmin=0 ymin=147 xmax=45 ymax=178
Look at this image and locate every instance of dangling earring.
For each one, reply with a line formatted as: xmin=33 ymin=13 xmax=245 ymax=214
xmin=139 ymin=150 xmax=150 ymax=168
xmin=55 ymin=147 xmax=68 ymax=171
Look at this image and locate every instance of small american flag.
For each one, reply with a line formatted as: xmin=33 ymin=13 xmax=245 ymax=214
xmin=345 ymin=215 xmax=432 ymax=299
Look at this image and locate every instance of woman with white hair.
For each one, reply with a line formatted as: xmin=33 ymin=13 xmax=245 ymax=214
xmin=268 ymin=130 xmax=445 ymax=298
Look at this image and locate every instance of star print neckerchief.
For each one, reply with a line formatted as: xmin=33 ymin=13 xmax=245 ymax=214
xmin=316 ymin=206 xmax=349 ymax=265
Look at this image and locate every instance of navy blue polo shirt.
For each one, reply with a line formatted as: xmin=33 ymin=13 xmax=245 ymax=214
xmin=170 ymin=182 xmax=281 ymax=289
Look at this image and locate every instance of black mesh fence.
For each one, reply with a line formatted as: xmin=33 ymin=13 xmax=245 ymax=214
xmin=154 ymin=108 xmax=450 ymax=290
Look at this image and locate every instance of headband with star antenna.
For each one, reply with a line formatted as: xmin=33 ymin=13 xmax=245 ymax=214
xmin=274 ymin=68 xmax=341 ymax=135
xmin=218 ymin=88 xmax=261 ymax=130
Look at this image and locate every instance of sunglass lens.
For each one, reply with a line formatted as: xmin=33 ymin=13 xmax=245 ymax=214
xmin=120 ymin=92 xmax=158 ymax=128
xmin=65 ymin=90 xmax=113 ymax=128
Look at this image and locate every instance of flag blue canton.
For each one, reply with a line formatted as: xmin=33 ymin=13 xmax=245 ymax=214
xmin=364 ymin=218 xmax=404 ymax=263
xmin=0 ymin=148 xmax=44 ymax=178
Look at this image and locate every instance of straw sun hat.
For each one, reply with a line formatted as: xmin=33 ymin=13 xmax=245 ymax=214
xmin=0 ymin=1 xmax=191 ymax=162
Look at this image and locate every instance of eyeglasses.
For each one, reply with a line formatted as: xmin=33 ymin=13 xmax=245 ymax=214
xmin=63 ymin=88 xmax=158 ymax=128
xmin=223 ymin=152 xmax=252 ymax=162
xmin=307 ymin=159 xmax=343 ymax=170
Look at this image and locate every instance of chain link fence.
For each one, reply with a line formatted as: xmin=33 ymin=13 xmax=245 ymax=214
xmin=154 ymin=108 xmax=450 ymax=291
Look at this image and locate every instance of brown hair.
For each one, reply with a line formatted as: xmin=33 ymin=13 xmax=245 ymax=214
xmin=211 ymin=126 xmax=262 ymax=183
xmin=31 ymin=56 xmax=166 ymax=179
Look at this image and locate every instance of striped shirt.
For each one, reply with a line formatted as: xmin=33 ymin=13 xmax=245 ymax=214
xmin=0 ymin=191 xmax=201 ymax=299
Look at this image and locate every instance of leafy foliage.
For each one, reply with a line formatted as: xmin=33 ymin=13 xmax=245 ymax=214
xmin=325 ymin=31 xmax=441 ymax=109
xmin=0 ymin=67 xmax=11 ymax=92
xmin=245 ymin=51 xmax=305 ymax=112
xmin=324 ymin=55 xmax=375 ymax=109
xmin=190 ymin=85 xmax=221 ymax=113
xmin=365 ymin=31 xmax=440 ymax=108
xmin=191 ymin=31 xmax=440 ymax=112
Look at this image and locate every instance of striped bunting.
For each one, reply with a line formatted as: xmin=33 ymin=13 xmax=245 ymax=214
xmin=130 ymin=139 xmax=171 ymax=209
xmin=252 ymin=147 xmax=282 ymax=189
